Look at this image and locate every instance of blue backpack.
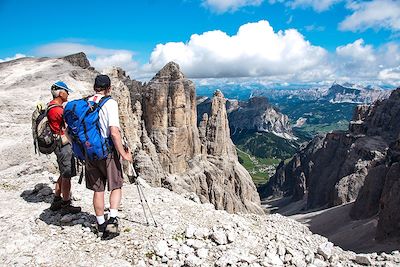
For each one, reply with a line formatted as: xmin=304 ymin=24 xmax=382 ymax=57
xmin=64 ymin=96 xmax=113 ymax=161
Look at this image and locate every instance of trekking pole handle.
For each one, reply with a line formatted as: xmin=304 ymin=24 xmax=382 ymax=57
xmin=129 ymin=162 xmax=138 ymax=178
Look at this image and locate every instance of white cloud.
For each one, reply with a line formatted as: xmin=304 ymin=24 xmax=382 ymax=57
xmin=334 ymin=39 xmax=400 ymax=83
xmin=34 ymin=43 xmax=140 ymax=76
xmin=0 ymin=53 xmax=26 ymax=63
xmin=268 ymin=0 xmax=342 ymax=12
xmin=202 ymin=0 xmax=263 ymax=13
xmin=304 ymin=24 xmax=325 ymax=32
xmin=289 ymin=0 xmax=342 ymax=12
xmin=339 ymin=0 xmax=400 ymax=32
xmin=336 ymin=39 xmax=375 ymax=62
xmin=378 ymin=66 xmax=400 ymax=80
xmin=147 ymin=20 xmax=328 ymax=79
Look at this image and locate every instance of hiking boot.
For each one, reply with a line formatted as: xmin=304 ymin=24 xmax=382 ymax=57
xmin=60 ymin=200 xmax=81 ymax=215
xmin=106 ymin=217 xmax=119 ymax=234
xmin=97 ymin=221 xmax=109 ymax=239
xmin=49 ymin=196 xmax=63 ymax=211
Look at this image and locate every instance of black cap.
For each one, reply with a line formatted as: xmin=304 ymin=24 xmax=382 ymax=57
xmin=94 ymin=75 xmax=111 ymax=89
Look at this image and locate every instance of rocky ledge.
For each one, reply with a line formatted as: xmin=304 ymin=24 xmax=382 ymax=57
xmin=1 ymin=161 xmax=400 ymax=266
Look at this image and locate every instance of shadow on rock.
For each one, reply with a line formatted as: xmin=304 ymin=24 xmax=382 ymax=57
xmin=39 ymin=209 xmax=121 ymax=241
xmin=20 ymin=183 xmax=54 ymax=204
xmin=39 ymin=208 xmax=95 ymax=227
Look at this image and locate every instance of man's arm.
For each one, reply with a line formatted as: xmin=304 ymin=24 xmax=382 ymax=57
xmin=110 ymin=126 xmax=132 ymax=162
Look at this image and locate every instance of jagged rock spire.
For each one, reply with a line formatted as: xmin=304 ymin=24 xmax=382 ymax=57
xmin=152 ymin=61 xmax=185 ymax=81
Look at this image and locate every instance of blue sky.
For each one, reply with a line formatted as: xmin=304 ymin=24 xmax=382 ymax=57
xmin=0 ymin=0 xmax=399 ymax=85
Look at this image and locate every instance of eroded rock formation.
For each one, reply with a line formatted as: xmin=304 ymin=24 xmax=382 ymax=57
xmin=197 ymin=96 xmax=294 ymax=139
xmin=110 ymin=62 xmax=262 ymax=214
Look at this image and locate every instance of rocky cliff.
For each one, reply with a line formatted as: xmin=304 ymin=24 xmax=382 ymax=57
xmin=261 ymin=88 xmax=400 ymax=240
xmin=106 ymin=62 xmax=263 ymax=214
xmin=197 ymin=96 xmax=294 ymax=139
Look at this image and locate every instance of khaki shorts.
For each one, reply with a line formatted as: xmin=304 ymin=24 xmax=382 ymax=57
xmin=85 ymin=150 xmax=123 ymax=192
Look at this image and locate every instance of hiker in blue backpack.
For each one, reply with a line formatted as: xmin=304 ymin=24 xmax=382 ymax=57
xmin=66 ymin=75 xmax=132 ymax=238
xmin=47 ymin=81 xmax=81 ymax=214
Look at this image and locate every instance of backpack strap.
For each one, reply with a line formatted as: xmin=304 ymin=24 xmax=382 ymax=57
xmin=45 ymin=103 xmax=62 ymax=115
xmin=94 ymin=95 xmax=112 ymax=109
xmin=46 ymin=103 xmax=64 ymax=136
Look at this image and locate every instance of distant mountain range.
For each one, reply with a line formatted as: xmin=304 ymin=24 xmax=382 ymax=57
xmin=197 ymin=82 xmax=392 ymax=104
xmin=252 ymin=82 xmax=391 ymax=104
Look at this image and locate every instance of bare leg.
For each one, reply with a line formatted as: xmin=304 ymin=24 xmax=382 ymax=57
xmin=54 ymin=176 xmax=62 ymax=197
xmin=61 ymin=177 xmax=71 ymax=201
xmin=109 ymin=188 xmax=121 ymax=210
xmin=93 ymin=191 xmax=105 ymax=216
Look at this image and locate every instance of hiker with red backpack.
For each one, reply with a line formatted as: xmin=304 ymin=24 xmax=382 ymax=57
xmin=64 ymin=75 xmax=132 ymax=239
xmin=47 ymin=81 xmax=81 ymax=214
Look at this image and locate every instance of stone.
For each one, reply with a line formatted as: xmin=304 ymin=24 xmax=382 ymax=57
xmin=185 ymin=225 xmax=196 ymax=238
xmin=179 ymin=244 xmax=194 ymax=255
xmin=284 ymin=253 xmax=293 ymax=263
xmin=185 ymin=254 xmax=202 ymax=267
xmin=186 ymin=239 xmax=205 ymax=249
xmin=216 ymin=252 xmax=238 ymax=267
xmin=196 ymin=248 xmax=208 ymax=259
xmin=194 ymin=228 xmax=210 ymax=239
xmin=292 ymin=257 xmax=307 ymax=267
xmin=165 ymin=249 xmax=177 ymax=260
xmin=211 ymin=230 xmax=228 ymax=245
xmin=277 ymin=244 xmax=286 ymax=256
xmin=355 ymin=255 xmax=373 ymax=265
xmin=265 ymin=254 xmax=284 ymax=266
xmin=227 ymin=231 xmax=237 ymax=243
xmin=312 ymin=259 xmax=328 ymax=267
xmin=317 ymin=242 xmax=333 ymax=260
xmin=155 ymin=240 xmax=169 ymax=257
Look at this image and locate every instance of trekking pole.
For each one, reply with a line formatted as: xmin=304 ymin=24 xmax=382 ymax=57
xmin=129 ymin=163 xmax=158 ymax=227
xmin=122 ymin=134 xmax=158 ymax=227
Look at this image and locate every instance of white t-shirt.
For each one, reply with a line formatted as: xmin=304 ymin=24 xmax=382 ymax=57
xmin=88 ymin=94 xmax=120 ymax=138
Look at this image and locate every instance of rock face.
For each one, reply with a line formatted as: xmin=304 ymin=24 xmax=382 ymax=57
xmin=261 ymin=88 xmax=400 ymax=240
xmin=142 ymin=62 xmax=200 ymax=174
xmin=61 ymin=52 xmax=91 ymax=69
xmin=197 ymin=96 xmax=294 ymax=139
xmin=110 ymin=62 xmax=262 ymax=214
xmin=261 ymin=132 xmax=387 ymax=208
